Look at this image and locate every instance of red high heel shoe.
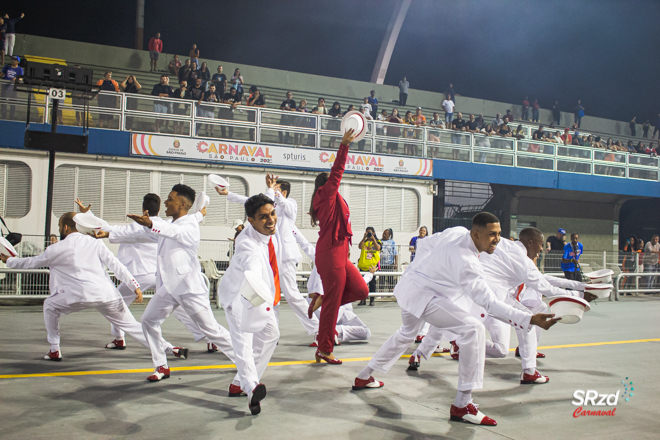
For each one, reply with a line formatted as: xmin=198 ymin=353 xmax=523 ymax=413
xmin=315 ymin=350 xmax=342 ymax=364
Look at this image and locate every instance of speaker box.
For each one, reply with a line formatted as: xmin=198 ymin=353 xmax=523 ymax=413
xmin=24 ymin=130 xmax=89 ymax=154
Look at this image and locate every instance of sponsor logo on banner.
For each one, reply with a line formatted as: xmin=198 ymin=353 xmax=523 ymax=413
xmin=130 ymin=133 xmax=433 ymax=178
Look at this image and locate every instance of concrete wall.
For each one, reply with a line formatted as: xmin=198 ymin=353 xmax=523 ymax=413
xmin=13 ymin=34 xmax=640 ymax=139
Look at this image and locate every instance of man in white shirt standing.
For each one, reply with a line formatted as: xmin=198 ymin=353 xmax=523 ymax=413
xmin=352 ymin=213 xmax=560 ymax=426
xmin=98 ymin=184 xmax=235 ymax=381
xmin=218 ymin=174 xmax=320 ymax=344
xmin=217 ymin=194 xmax=281 ymax=415
xmin=1 ymin=212 xmax=148 ymax=362
xmin=414 ymin=227 xmax=596 ymax=385
xmin=442 ymin=95 xmax=455 ymax=126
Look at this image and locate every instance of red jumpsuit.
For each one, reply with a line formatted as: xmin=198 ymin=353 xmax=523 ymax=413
xmin=314 ymin=142 xmax=369 ymax=353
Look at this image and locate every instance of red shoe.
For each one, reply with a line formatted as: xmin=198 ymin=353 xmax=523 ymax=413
xmin=415 ymin=335 xmax=425 ymax=343
xmin=520 ymin=370 xmax=549 ymax=384
xmin=515 ymin=346 xmax=521 ymax=357
xmin=229 ymin=383 xmax=246 ymax=397
xmin=315 ymin=350 xmax=342 ymax=364
xmin=407 ymin=354 xmax=421 ymax=371
xmin=308 ymin=293 xmax=321 ymax=319
xmin=515 ymin=347 xmax=545 ymax=358
xmin=105 ymin=339 xmax=126 ymax=350
xmin=450 ymin=403 xmax=497 ymax=425
xmin=43 ymin=350 xmax=62 ymax=362
xmin=434 ymin=346 xmax=450 ymax=354
xmin=207 ymin=343 xmax=218 ymax=353
xmin=147 ymin=365 xmax=170 ymax=382
xmin=248 ymin=383 xmax=267 ymax=415
xmin=172 ymin=347 xmax=189 ymax=360
xmin=352 ymin=376 xmax=384 ymax=390
xmin=450 ymin=341 xmax=459 ymax=360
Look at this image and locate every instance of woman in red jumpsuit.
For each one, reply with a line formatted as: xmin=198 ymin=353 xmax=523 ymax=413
xmin=309 ymin=128 xmax=369 ymax=364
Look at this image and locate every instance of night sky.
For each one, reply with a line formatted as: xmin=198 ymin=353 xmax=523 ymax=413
xmin=3 ymin=0 xmax=659 ymax=123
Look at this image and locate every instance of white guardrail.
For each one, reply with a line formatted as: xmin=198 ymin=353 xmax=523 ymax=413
xmin=0 ymin=85 xmax=658 ymax=181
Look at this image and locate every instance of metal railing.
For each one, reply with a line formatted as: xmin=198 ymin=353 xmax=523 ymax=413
xmin=1 ymin=84 xmax=659 ymax=181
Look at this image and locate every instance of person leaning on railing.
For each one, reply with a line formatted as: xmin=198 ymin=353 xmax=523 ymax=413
xmin=120 ymin=75 xmax=141 ymax=131
xmin=246 ymin=87 xmax=265 ymax=141
xmin=95 ymin=71 xmax=120 ymax=129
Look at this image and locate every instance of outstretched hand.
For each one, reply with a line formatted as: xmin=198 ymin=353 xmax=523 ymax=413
xmin=368 ymin=266 xmax=377 ymax=274
xmin=583 ymin=292 xmax=598 ymax=302
xmin=214 ymin=186 xmax=229 ymax=196
xmin=94 ymin=230 xmax=109 ymax=239
xmin=530 ymin=313 xmax=561 ymax=330
xmin=0 ymin=254 xmax=9 ymax=263
xmin=341 ymin=128 xmax=356 ymax=146
xmin=75 ymin=198 xmax=91 ymax=213
xmin=134 ymin=288 xmax=143 ymax=304
xmin=265 ymin=173 xmax=279 ymax=189
xmin=127 ymin=210 xmax=153 ymax=228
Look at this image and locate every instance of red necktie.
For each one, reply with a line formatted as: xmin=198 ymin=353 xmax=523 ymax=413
xmin=515 ymin=283 xmax=525 ymax=301
xmin=268 ymin=237 xmax=281 ymax=305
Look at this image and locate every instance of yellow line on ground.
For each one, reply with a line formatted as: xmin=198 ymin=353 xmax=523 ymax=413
xmin=1 ymin=339 xmax=658 ymax=380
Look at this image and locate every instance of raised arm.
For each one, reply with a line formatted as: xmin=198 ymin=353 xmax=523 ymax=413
xmin=144 ymin=217 xmax=199 ymax=247
xmin=323 ymin=129 xmax=356 ymax=197
xmin=106 ymin=223 xmax=158 ymax=244
xmin=97 ymin=241 xmax=140 ymax=293
xmin=5 ymin=249 xmax=51 ymax=269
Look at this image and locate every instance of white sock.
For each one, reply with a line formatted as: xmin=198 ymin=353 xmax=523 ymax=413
xmin=243 ymin=381 xmax=257 ymax=396
xmin=523 ymin=368 xmax=536 ymax=375
xmin=357 ymin=365 xmax=374 ymax=380
xmin=454 ymin=390 xmax=472 ymax=407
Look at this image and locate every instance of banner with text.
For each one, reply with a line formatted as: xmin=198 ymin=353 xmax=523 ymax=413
xmin=130 ymin=133 xmax=433 ymax=178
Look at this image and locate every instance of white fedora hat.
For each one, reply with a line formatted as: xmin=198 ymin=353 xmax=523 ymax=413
xmin=240 ymin=270 xmax=273 ymax=307
xmin=208 ymin=174 xmax=230 ymax=189
xmin=0 ymin=236 xmax=18 ymax=257
xmin=584 ymin=283 xmax=613 ymax=299
xmin=584 ymin=269 xmax=613 ymax=284
xmin=73 ymin=212 xmax=110 ymax=237
xmin=192 ymin=191 xmax=210 ymax=214
xmin=545 ymin=295 xmax=591 ymax=324
xmin=341 ymin=110 xmax=367 ymax=142
xmin=232 ymin=219 xmax=244 ymax=229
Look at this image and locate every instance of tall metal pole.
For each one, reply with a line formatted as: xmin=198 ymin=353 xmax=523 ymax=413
xmin=370 ymin=0 xmax=412 ymax=84
xmin=135 ymin=0 xmax=145 ymax=50
xmin=44 ymin=99 xmax=59 ymax=241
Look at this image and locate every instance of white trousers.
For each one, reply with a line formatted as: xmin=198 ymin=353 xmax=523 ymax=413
xmin=43 ymin=296 xmax=148 ymax=351
xmin=141 ymin=288 xmax=235 ymax=368
xmin=336 ymin=304 xmax=371 ymax=342
xmin=367 ymin=296 xmax=485 ymax=391
xmin=113 ymin=274 xmax=206 ymax=342
xmin=225 ymin=296 xmax=280 ymax=395
xmin=281 ymin=261 xmax=319 ymax=335
xmin=418 ymin=322 xmax=431 ymax=337
xmin=515 ymin=298 xmax=546 ymax=370
xmin=4 ymin=34 xmax=16 ymax=56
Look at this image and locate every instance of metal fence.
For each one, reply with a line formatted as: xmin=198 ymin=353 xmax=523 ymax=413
xmin=1 ymin=82 xmax=659 ymax=181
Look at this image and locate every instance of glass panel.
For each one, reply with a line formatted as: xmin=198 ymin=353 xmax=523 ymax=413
xmin=191 ymin=121 xmax=254 ymax=142
xmin=92 ymin=91 xmax=122 ymax=110
xmin=122 ymin=115 xmax=190 ymax=135
xmin=320 ymin=116 xmax=342 ymax=132
xmin=0 ymin=101 xmax=44 ymax=123
xmin=516 ymin=155 xmax=554 ymax=170
xmin=627 ymin=154 xmax=658 ymax=167
xmin=628 ymin=167 xmax=659 ymax=180
xmin=427 ymin=145 xmax=470 ymax=161
xmin=557 ymin=160 xmax=592 ymax=174
xmin=260 ymin=127 xmax=317 ymax=147
xmin=125 ymin=95 xmax=192 ymax=116
xmin=472 ymin=149 xmax=514 ymax=165
xmin=320 ymin=134 xmax=375 ymax=153
xmin=517 ymin=140 xmax=555 ymax=155
xmin=557 ymin=145 xmax=592 ymax=159
xmin=428 ymin=129 xmax=471 ymax=146
xmin=593 ymin=149 xmax=626 ymax=164
xmin=594 ymin=164 xmax=626 ymax=177
xmin=260 ymin=110 xmax=317 ymax=130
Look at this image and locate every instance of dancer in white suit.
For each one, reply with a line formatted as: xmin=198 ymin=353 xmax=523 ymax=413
xmin=414 ymin=227 xmax=596 ymax=384
xmin=76 ymin=196 xmax=208 ymax=355
xmin=0 ymin=212 xmax=148 ymax=361
xmin=218 ymin=174 xmax=319 ymax=342
xmin=96 ymin=184 xmax=235 ymax=381
xmin=217 ymin=193 xmax=281 ymax=416
xmin=353 ymin=213 xmax=560 ymax=426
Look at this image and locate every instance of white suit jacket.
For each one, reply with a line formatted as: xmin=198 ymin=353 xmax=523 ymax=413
xmin=109 ymin=214 xmax=206 ymax=295
xmin=7 ymin=233 xmax=139 ymax=305
xmin=228 ymin=189 xmax=302 ymax=264
xmin=393 ymin=227 xmax=533 ymax=331
xmin=105 ymin=220 xmax=158 ymax=276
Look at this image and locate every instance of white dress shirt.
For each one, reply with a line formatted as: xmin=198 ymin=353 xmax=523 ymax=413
xmin=393 ymin=227 xmax=532 ymax=331
xmin=106 ymin=221 xmax=158 ymax=276
xmin=7 ymin=232 xmax=139 ymax=305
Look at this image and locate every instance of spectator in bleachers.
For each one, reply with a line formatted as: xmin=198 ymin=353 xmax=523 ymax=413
xmin=172 ymin=80 xmax=190 ymax=134
xmin=643 ymin=120 xmax=650 ymax=138
xmin=451 ymin=112 xmax=466 ymax=160
xmin=403 ymin=110 xmax=416 ymax=156
xmin=343 ymin=104 xmax=356 ymax=116
xmin=230 ymin=68 xmax=244 ymax=101
xmin=150 ymin=74 xmax=174 ymax=133
xmin=532 ymin=99 xmax=540 ymax=123
xmin=168 ymin=54 xmax=182 ymax=77
xmin=293 ymin=99 xmax=309 ymax=146
xmin=505 ymin=109 xmax=515 ymax=124
xmin=2 ymin=13 xmax=23 ymax=57
xmin=148 ymin=32 xmax=162 ymax=72
xmin=428 ymin=112 xmax=444 ymax=153
xmin=643 ymin=234 xmax=660 ymax=289
xmin=178 ymin=59 xmax=191 ymax=84
xmin=312 ymin=97 xmax=327 ymax=114
xmin=386 ymin=108 xmax=403 ymax=154
xmin=475 ymin=113 xmax=485 ymax=129
xmin=328 ymin=102 xmax=342 ymax=148
xmin=221 ymin=86 xmax=240 ymax=139
xmin=360 ymin=97 xmax=372 ymax=117
xmin=120 ymin=75 xmax=141 ymax=130
xmin=197 ymin=83 xmax=220 ymax=137
xmin=211 ymin=65 xmax=227 ymax=96
xmin=279 ymin=91 xmax=296 ymax=144
xmin=498 ymin=117 xmax=511 ymax=137
xmin=367 ymin=90 xmax=378 ymax=118
xmin=189 ymin=77 xmax=205 ymax=102
xmin=247 ymin=87 xmax=265 ymax=140
xmin=357 ymin=106 xmax=373 ymax=151
xmin=629 ymin=116 xmax=637 ymax=137
xmin=441 ymin=95 xmax=454 ymax=125
xmin=412 ymin=107 xmax=426 ymax=154
xmin=189 ymin=44 xmax=200 ymax=69
xmin=199 ymin=62 xmax=211 ymax=91
xmin=376 ymin=109 xmax=388 ymax=152
xmin=187 ymin=62 xmax=200 ymax=87
xmin=552 ymin=101 xmax=560 ymax=125
xmin=379 ymin=228 xmax=397 ymax=294
xmin=465 ymin=114 xmax=478 ymax=133
xmin=522 ymin=96 xmax=530 ymax=120
xmin=513 ymin=124 xmax=525 ymax=140
xmin=636 ymin=142 xmax=647 ymax=154
xmin=492 ymin=113 xmax=503 ymax=128
xmin=1 ymin=55 xmax=23 ymax=120
xmin=574 ymin=100 xmax=585 ymax=128
xmin=560 ymin=128 xmax=572 ymax=145
xmin=532 ymin=125 xmax=544 ymax=141
xmin=409 ymin=226 xmax=428 ymax=262
xmin=96 ymin=71 xmax=120 ymax=128
xmin=551 ymin=131 xmax=562 ymax=143
xmin=357 ymin=227 xmax=381 ymax=306
xmin=398 ymin=76 xmax=409 ymax=106
xmin=626 ymin=140 xmax=635 ymax=153
xmin=476 ymin=124 xmax=495 ymax=162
